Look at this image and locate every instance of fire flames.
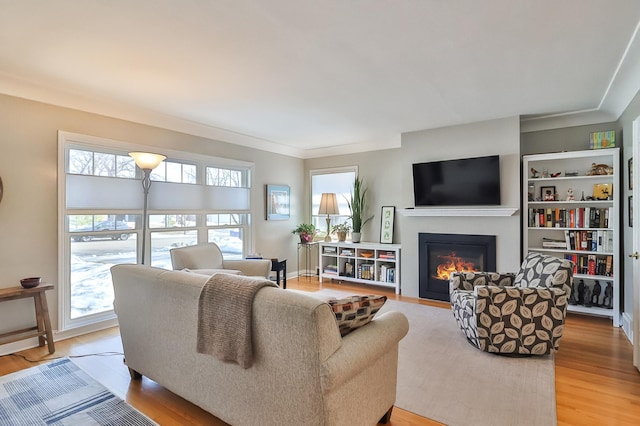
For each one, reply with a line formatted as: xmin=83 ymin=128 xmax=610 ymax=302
xmin=433 ymin=252 xmax=480 ymax=280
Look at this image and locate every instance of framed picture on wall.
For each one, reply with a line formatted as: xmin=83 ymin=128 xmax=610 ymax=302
xmin=380 ymin=206 xmax=395 ymax=244
xmin=266 ymin=184 xmax=290 ymax=220
xmin=629 ymin=158 xmax=633 ymax=190
xmin=630 ymin=195 xmax=633 ymax=227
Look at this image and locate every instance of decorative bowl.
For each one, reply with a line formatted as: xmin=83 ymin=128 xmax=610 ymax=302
xmin=20 ymin=277 xmax=41 ymax=288
xmin=361 ymin=252 xmax=373 ymax=258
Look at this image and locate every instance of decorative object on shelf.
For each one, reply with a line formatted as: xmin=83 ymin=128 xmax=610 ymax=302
xmin=530 ymin=168 xmax=539 ymax=178
xmin=292 ymin=223 xmax=317 ymax=243
xmin=604 ymin=283 xmax=613 ymax=309
xmin=541 ymin=185 xmax=556 ymax=201
xmin=589 ymin=130 xmax=616 ymax=149
xmin=586 ymin=163 xmax=613 ymax=176
xmin=266 ymin=184 xmax=290 ymax=221
xmin=565 ymin=188 xmax=575 ymax=201
xmin=565 ymin=170 xmax=579 ymax=177
xmin=20 ymin=277 xmax=41 ymax=288
xmin=380 ymin=206 xmax=395 ymax=244
xmin=331 ymin=222 xmax=351 ymax=242
xmin=346 ymin=175 xmax=373 ymax=243
xmin=129 ymin=151 xmax=166 ymax=265
xmin=542 ymin=168 xmax=549 ymax=178
xmin=318 ymin=193 xmax=339 ymax=242
xmin=593 ymin=183 xmax=613 ymax=200
xmin=550 ymin=171 xmax=562 ymax=178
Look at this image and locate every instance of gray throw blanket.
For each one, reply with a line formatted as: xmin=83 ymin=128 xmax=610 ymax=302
xmin=196 ymin=273 xmax=278 ymax=369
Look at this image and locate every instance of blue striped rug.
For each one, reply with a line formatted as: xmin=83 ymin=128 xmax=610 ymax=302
xmin=0 ymin=358 xmax=156 ymax=425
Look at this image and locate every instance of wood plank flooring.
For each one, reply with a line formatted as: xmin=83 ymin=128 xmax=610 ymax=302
xmin=1 ymin=276 xmax=639 ymax=425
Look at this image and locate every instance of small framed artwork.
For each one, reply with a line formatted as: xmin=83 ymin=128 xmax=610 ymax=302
xmin=540 ymin=186 xmax=556 ymax=202
xmin=629 ymin=158 xmax=633 ymax=190
xmin=630 ymin=196 xmax=633 ymax=227
xmin=265 ymin=184 xmax=290 ymax=220
xmin=380 ymin=206 xmax=395 ymax=244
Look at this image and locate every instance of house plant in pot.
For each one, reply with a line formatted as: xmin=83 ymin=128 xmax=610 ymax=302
xmin=292 ymin=223 xmax=317 ymax=243
xmin=346 ymin=175 xmax=373 ymax=243
xmin=331 ymin=222 xmax=351 ymax=242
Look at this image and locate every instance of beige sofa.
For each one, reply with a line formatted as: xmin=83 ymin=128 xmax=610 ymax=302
xmin=111 ymin=264 xmax=409 ymax=426
xmin=169 ymin=243 xmax=272 ymax=278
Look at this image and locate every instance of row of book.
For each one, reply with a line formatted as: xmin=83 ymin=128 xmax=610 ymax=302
xmin=357 ymin=263 xmax=375 ymax=280
xmin=378 ymin=265 xmax=396 ymax=283
xmin=540 ymin=229 xmax=614 ymax=253
xmin=564 ymin=253 xmax=613 ymax=277
xmin=528 ymin=207 xmax=612 ymax=228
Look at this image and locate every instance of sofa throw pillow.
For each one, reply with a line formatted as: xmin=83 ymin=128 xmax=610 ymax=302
xmin=326 ymin=295 xmax=387 ymax=336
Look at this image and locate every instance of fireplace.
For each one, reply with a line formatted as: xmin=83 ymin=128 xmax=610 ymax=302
xmin=419 ymin=233 xmax=496 ymax=301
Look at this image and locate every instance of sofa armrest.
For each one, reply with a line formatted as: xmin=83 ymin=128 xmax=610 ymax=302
xmin=474 ymin=285 xmax=569 ymax=354
xmin=223 ymin=259 xmax=271 ymax=277
xmin=320 ymin=311 xmax=409 ymax=391
xmin=450 ymin=272 xmax=515 ymax=292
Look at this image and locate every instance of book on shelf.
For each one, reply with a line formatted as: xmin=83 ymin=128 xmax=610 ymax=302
xmin=564 ymin=253 xmax=613 ymax=277
xmin=542 ymin=237 xmax=567 ymax=249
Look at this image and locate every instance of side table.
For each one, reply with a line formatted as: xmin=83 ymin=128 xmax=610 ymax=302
xmin=271 ymin=258 xmax=287 ymax=289
xmin=297 ymin=242 xmax=319 ymax=279
xmin=0 ymin=284 xmax=55 ymax=354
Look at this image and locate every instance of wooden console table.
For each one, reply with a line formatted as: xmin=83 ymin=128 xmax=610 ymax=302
xmin=0 ymin=284 xmax=55 ymax=354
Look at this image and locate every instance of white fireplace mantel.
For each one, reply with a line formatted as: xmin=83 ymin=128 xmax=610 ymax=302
xmin=398 ymin=207 xmax=519 ymax=217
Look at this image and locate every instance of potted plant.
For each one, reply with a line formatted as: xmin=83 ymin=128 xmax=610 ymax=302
xmin=346 ymin=175 xmax=373 ymax=243
xmin=292 ymin=223 xmax=317 ymax=243
xmin=331 ymin=222 xmax=351 ymax=242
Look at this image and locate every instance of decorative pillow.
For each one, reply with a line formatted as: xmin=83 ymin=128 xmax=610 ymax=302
xmin=326 ymin=295 xmax=387 ymax=336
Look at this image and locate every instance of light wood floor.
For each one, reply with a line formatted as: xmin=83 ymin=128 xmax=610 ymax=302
xmin=2 ymin=276 xmax=640 ymax=425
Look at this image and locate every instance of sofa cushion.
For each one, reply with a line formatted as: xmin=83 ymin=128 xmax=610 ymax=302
xmin=327 ymin=295 xmax=387 ymax=336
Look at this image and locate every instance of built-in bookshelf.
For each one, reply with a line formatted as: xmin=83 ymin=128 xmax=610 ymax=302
xmin=318 ymin=242 xmax=401 ymax=294
xmin=522 ymin=148 xmax=620 ymax=326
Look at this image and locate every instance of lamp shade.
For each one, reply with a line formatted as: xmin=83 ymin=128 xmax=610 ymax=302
xmin=129 ymin=152 xmax=166 ymax=170
xmin=318 ymin=193 xmax=339 ymax=215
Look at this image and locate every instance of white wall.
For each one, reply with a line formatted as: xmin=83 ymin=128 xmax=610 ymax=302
xmin=398 ymin=117 xmax=522 ymax=298
xmin=0 ymin=94 xmax=303 ymax=348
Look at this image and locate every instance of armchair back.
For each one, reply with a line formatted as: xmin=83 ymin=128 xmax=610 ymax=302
xmin=170 ymin=243 xmax=224 ymax=270
xmin=514 ymin=252 xmax=574 ymax=297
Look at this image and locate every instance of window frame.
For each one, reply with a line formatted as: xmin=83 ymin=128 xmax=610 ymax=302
xmin=58 ymin=131 xmax=254 ymax=332
xmin=309 ymin=166 xmax=357 ymax=239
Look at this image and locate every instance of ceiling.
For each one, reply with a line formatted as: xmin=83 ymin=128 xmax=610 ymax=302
xmin=1 ymin=1 xmax=640 ymax=158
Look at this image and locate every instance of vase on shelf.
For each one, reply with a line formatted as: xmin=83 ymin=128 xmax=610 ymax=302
xmin=351 ymin=232 xmax=361 ymax=243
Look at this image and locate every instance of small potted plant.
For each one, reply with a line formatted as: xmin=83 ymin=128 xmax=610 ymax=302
xmin=292 ymin=223 xmax=317 ymax=243
xmin=331 ymin=222 xmax=351 ymax=242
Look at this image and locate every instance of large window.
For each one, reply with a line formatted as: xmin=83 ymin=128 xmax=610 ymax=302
xmin=310 ymin=167 xmax=356 ymax=239
xmin=59 ymin=132 xmax=253 ymax=331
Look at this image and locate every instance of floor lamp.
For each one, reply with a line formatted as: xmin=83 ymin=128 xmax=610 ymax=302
xmin=129 ymin=152 xmax=166 ymax=265
xmin=318 ymin=193 xmax=339 ymax=242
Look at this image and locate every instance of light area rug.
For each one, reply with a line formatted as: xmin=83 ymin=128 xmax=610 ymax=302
xmin=315 ymin=289 xmax=557 ymax=426
xmin=0 ymin=358 xmax=157 ymax=425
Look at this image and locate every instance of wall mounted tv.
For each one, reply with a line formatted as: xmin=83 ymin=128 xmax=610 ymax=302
xmin=412 ymin=155 xmax=501 ymax=206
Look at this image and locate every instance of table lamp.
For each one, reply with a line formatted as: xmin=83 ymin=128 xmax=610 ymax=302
xmin=318 ymin=193 xmax=339 ymax=242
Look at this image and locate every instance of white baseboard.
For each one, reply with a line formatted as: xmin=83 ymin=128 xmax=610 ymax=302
xmin=0 ymin=318 xmax=119 ymax=357
xmin=622 ymin=312 xmax=634 ymax=343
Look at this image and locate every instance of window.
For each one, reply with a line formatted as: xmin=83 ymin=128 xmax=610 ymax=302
xmin=310 ymin=167 xmax=356 ymax=239
xmin=59 ymin=131 xmax=253 ymax=331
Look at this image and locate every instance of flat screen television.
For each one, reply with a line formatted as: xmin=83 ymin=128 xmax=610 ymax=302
xmin=412 ymin=155 xmax=501 ymax=206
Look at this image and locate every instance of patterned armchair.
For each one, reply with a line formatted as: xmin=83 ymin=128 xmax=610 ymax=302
xmin=449 ymin=252 xmax=574 ymax=355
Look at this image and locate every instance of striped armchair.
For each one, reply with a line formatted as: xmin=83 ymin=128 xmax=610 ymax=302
xmin=449 ymin=252 xmax=574 ymax=355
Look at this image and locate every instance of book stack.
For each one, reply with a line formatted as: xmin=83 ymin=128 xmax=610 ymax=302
xmin=323 ymin=264 xmax=338 ymax=275
xmin=564 ymin=254 xmax=613 ymax=277
xmin=378 ymin=251 xmax=396 ymax=260
xmin=357 ymin=263 xmax=375 ymax=280
xmin=563 ymin=230 xmax=614 ymax=253
xmin=379 ymin=265 xmax=396 ymax=283
xmin=340 ymin=249 xmax=354 ymax=256
xmin=528 ymin=207 xmax=613 ymax=229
